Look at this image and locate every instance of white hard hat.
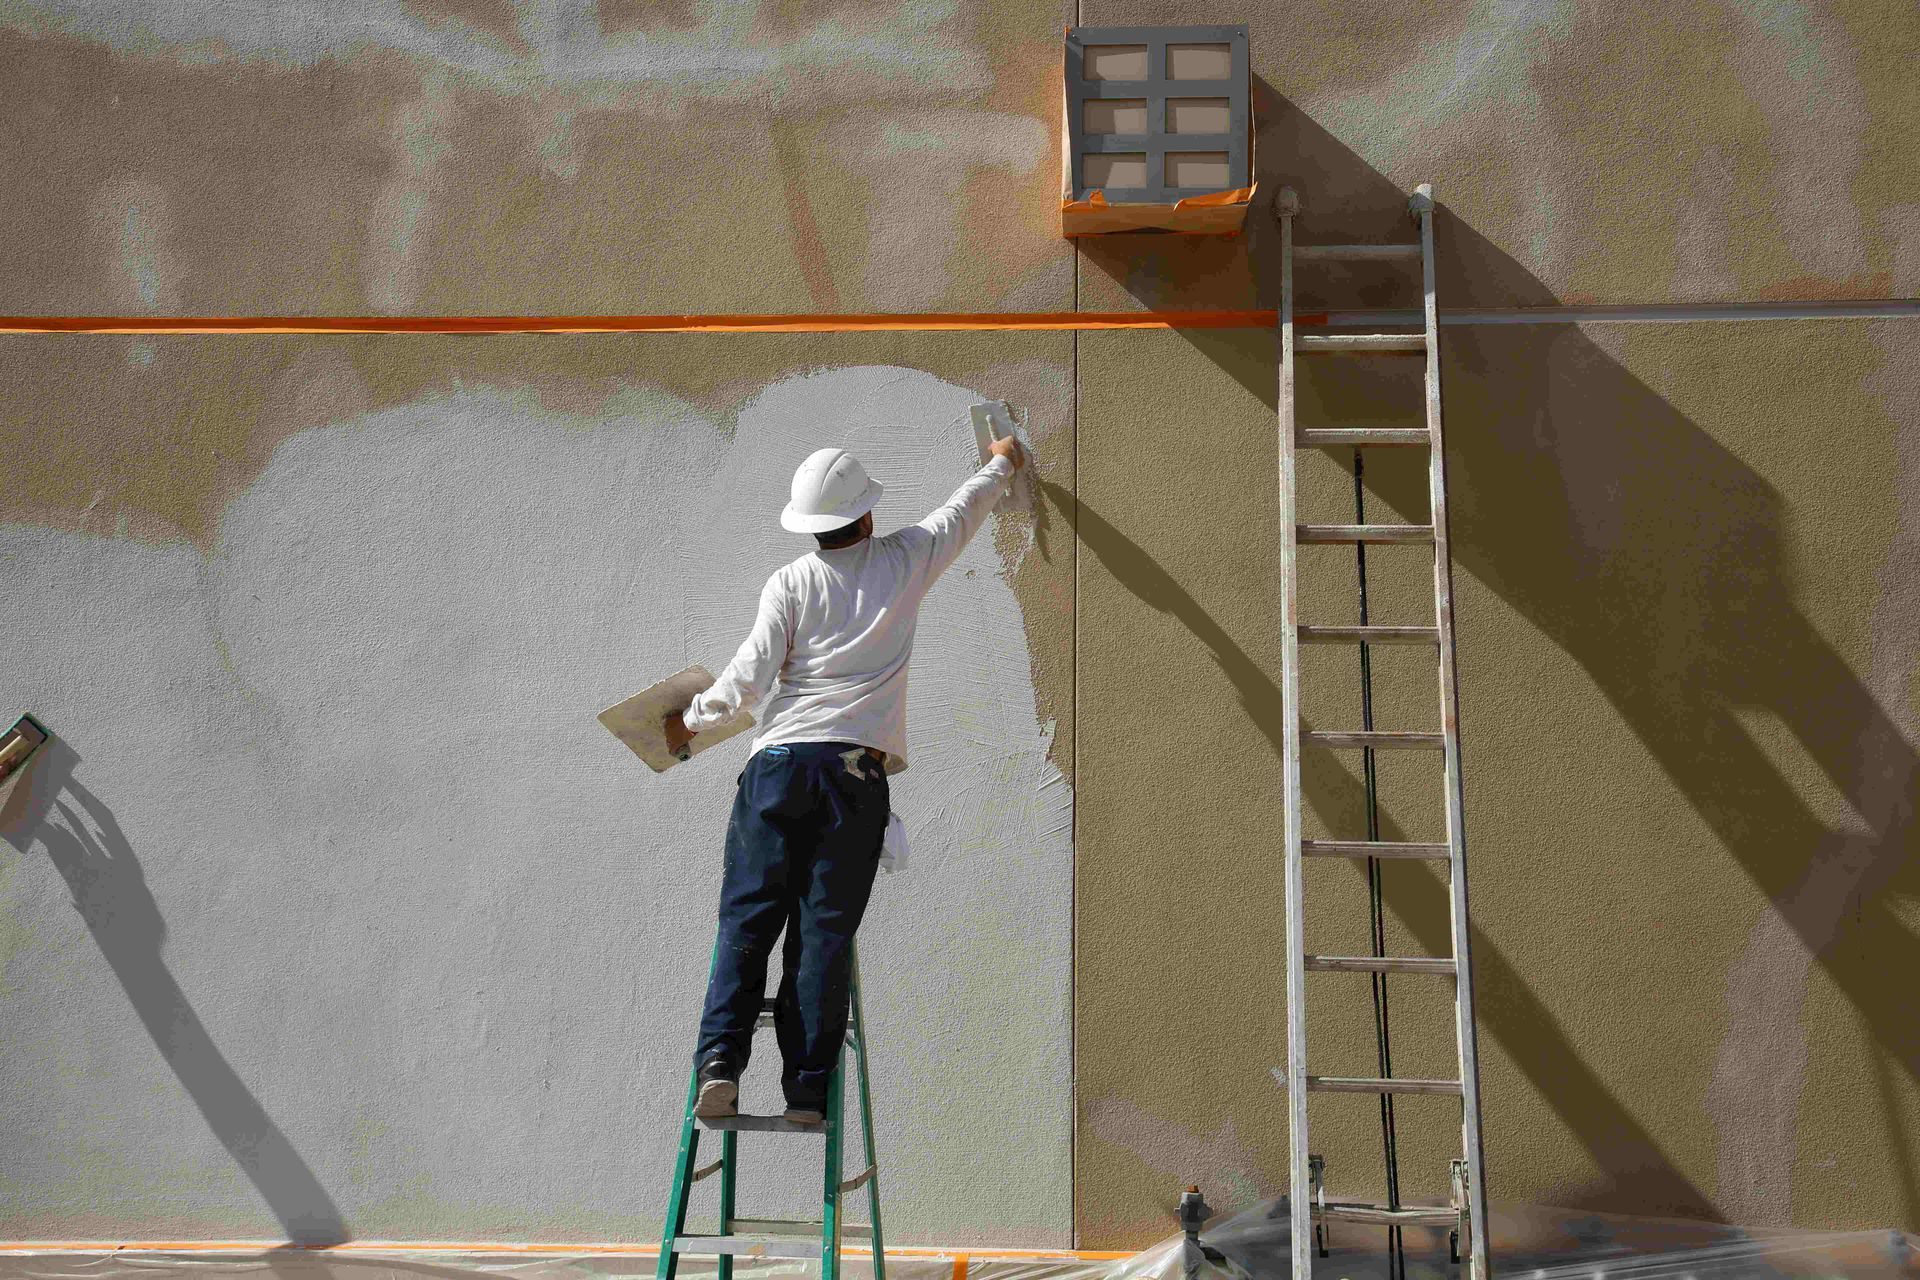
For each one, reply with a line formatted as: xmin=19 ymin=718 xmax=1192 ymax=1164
xmin=781 ymin=447 xmax=884 ymax=533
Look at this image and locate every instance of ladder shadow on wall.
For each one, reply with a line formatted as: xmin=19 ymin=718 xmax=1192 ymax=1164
xmin=0 ymin=737 xmax=350 ymax=1244
xmin=1071 ymin=78 xmax=1919 ymax=1227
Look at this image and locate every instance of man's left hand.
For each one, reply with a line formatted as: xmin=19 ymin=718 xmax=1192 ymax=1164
xmin=664 ymin=711 xmax=695 ymax=757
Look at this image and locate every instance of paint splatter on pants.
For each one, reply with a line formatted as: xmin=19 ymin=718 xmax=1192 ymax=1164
xmin=696 ymin=741 xmax=888 ymax=1108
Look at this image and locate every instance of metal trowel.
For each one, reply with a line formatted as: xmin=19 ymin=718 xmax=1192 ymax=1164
xmin=971 ymin=400 xmax=1015 ymax=465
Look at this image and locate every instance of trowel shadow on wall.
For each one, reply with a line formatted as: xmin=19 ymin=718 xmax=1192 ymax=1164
xmin=1073 ymin=81 xmax=1920 ymax=1225
xmin=0 ymin=738 xmax=349 ymax=1244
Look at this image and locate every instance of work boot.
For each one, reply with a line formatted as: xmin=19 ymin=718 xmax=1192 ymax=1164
xmin=694 ymin=1056 xmax=739 ymax=1119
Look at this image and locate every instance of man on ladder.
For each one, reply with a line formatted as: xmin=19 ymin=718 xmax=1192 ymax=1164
xmin=665 ymin=433 xmax=1025 ymax=1124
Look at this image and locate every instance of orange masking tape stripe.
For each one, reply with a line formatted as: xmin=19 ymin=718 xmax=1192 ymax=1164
xmin=0 ymin=311 xmax=1281 ymax=335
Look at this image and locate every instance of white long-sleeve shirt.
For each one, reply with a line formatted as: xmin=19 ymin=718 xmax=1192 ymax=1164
xmin=681 ymin=455 xmax=1015 ymax=773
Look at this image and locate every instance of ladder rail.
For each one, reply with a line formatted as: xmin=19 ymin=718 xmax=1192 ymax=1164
xmin=1274 ymin=186 xmax=1314 ymax=1280
xmin=717 ymin=1131 xmax=737 ymax=1280
xmin=657 ymin=1031 xmax=707 ymax=1280
xmin=821 ymin=1046 xmax=845 ymax=1280
xmin=850 ymin=954 xmax=888 ymax=1280
xmin=1412 ymin=183 xmax=1491 ymax=1280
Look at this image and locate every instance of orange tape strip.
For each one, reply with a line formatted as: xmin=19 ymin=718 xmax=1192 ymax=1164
xmin=0 ymin=311 xmax=1285 ymax=336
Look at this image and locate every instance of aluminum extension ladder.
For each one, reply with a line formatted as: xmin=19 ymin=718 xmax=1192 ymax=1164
xmin=1272 ymin=184 xmax=1491 ymax=1280
xmin=656 ymin=943 xmax=886 ymax=1280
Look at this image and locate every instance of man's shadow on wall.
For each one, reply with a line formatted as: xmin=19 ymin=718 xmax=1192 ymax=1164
xmin=1062 ymin=79 xmax=1918 ymax=1226
xmin=0 ymin=738 xmax=348 ymax=1243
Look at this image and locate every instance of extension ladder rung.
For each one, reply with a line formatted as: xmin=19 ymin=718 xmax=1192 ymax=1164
xmin=1292 ymin=244 xmax=1423 ymax=261
xmin=1307 ymin=1075 xmax=1463 ymax=1095
xmin=1301 ymin=839 xmax=1450 ymax=859
xmin=1315 ymin=1202 xmax=1459 ymax=1226
xmin=727 ymin=1219 xmax=875 ymax=1240
xmin=1299 ymin=625 xmax=1439 ymax=644
xmin=1297 ymin=524 xmax=1434 ymax=544
xmin=1299 ymin=427 xmax=1429 ymax=447
xmin=1297 ymin=333 xmax=1428 ymax=353
xmin=1303 ymin=730 xmax=1444 ymax=750
xmin=1305 ymin=955 xmax=1456 ymax=975
xmin=698 ymin=1114 xmax=824 ymax=1133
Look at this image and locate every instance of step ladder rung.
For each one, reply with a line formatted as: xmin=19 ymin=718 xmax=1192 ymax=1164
xmin=1301 ymin=839 xmax=1450 ymax=859
xmin=1297 ymin=333 xmax=1428 ymax=353
xmin=697 ymin=1113 xmax=826 ymax=1133
xmin=1307 ymin=1075 xmax=1463 ymax=1095
xmin=725 ymin=1218 xmax=874 ymax=1240
xmin=1297 ymin=524 xmax=1434 ymax=544
xmin=674 ymin=1235 xmax=835 ymax=1259
xmin=1299 ymin=428 xmax=1430 ymax=447
xmin=1303 ymin=730 xmax=1444 ymax=750
xmin=1305 ymin=955 xmax=1457 ymax=974
xmin=1292 ymin=244 xmax=1423 ymax=261
xmin=1299 ymin=625 xmax=1439 ymax=645
xmin=1314 ymin=1202 xmax=1459 ymax=1226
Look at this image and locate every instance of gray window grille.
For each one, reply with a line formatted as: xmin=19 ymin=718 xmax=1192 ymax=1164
xmin=1065 ymin=25 xmax=1250 ymax=205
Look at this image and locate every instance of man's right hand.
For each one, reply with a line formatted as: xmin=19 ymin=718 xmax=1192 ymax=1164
xmin=989 ymin=435 xmax=1026 ymax=470
xmin=664 ymin=711 xmax=695 ymax=757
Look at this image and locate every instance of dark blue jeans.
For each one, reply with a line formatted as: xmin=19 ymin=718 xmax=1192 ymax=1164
xmin=696 ymin=741 xmax=888 ymax=1108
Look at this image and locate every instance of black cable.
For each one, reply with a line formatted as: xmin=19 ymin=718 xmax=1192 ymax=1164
xmin=1354 ymin=448 xmax=1405 ymax=1280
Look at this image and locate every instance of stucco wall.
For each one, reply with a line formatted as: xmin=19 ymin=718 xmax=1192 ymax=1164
xmin=0 ymin=336 xmax=1076 ymax=1245
xmin=1074 ymin=318 xmax=1920 ymax=1244
xmin=2 ymin=0 xmax=1917 ymax=1255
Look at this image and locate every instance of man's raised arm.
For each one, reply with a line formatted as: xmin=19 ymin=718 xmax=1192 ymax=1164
xmin=914 ymin=435 xmax=1025 ymax=584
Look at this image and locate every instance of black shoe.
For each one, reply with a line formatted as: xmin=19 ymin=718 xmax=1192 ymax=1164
xmin=695 ymin=1056 xmax=739 ymax=1119
xmin=782 ymin=1092 xmax=825 ymax=1126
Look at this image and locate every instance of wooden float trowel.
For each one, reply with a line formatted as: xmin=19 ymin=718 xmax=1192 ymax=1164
xmin=598 ymin=666 xmax=755 ymax=774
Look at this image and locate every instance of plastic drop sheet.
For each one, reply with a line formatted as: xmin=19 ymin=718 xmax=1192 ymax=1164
xmin=0 ymin=1249 xmax=1105 ymax=1280
xmin=1113 ymin=1199 xmax=1918 ymax=1280
xmin=0 ymin=1204 xmax=1912 ymax=1280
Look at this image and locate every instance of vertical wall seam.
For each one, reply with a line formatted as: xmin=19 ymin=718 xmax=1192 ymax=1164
xmin=1069 ymin=0 xmax=1082 ymax=1236
xmin=1069 ymin=324 xmax=1079 ymax=1249
xmin=1069 ymin=259 xmax=1082 ymax=1253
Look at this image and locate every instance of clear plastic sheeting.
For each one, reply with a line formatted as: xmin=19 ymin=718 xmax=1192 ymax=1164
xmin=1110 ymin=1199 xmax=1918 ymax=1280
xmin=0 ymin=1249 xmax=1109 ymax=1280
xmin=0 ymin=1205 xmax=1912 ymax=1280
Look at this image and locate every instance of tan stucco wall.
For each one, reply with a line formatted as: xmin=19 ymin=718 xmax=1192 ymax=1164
xmin=0 ymin=2 xmax=1077 ymax=316
xmin=1078 ymin=0 xmax=1920 ymax=312
xmin=1075 ymin=318 xmax=1920 ymax=1244
xmin=2 ymin=0 xmax=1916 ymax=1254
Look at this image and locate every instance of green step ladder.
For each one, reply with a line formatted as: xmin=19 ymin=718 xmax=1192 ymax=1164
xmin=657 ymin=943 xmax=886 ymax=1280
